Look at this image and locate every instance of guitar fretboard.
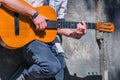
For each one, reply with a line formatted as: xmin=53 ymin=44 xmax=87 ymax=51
xmin=47 ymin=20 xmax=96 ymax=29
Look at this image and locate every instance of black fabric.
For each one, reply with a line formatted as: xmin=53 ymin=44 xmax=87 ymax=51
xmin=31 ymin=11 xmax=39 ymax=20
xmin=14 ymin=12 xmax=19 ymax=35
xmin=44 ymin=0 xmax=49 ymax=5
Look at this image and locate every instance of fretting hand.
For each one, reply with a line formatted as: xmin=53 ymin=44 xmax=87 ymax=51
xmin=70 ymin=21 xmax=87 ymax=39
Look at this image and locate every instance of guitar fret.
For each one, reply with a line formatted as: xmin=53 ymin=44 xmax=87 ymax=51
xmin=65 ymin=21 xmax=77 ymax=29
xmin=65 ymin=21 xmax=67 ymax=28
xmin=60 ymin=21 xmax=61 ymax=28
xmin=86 ymin=23 xmax=96 ymax=29
xmin=62 ymin=21 xmax=65 ymax=28
xmin=75 ymin=22 xmax=78 ymax=29
xmin=70 ymin=22 xmax=74 ymax=28
xmin=71 ymin=22 xmax=73 ymax=28
xmin=57 ymin=21 xmax=61 ymax=28
xmin=68 ymin=22 xmax=70 ymax=28
xmin=70 ymin=22 xmax=72 ymax=28
xmin=62 ymin=21 xmax=64 ymax=28
xmin=61 ymin=21 xmax=63 ymax=28
xmin=66 ymin=22 xmax=68 ymax=28
xmin=61 ymin=21 xmax=62 ymax=28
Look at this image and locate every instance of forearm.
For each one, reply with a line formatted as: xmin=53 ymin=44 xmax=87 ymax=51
xmin=58 ymin=29 xmax=74 ymax=37
xmin=58 ymin=29 xmax=84 ymax=39
xmin=1 ymin=0 xmax=36 ymax=17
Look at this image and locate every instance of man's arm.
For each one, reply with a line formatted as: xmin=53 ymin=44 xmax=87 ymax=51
xmin=58 ymin=21 xmax=87 ymax=39
xmin=0 ymin=0 xmax=36 ymax=17
xmin=0 ymin=0 xmax=47 ymax=30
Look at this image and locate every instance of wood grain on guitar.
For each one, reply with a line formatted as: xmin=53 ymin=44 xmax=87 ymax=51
xmin=0 ymin=1 xmax=114 ymax=49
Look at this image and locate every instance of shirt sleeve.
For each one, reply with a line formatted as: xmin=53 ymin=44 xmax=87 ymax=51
xmin=49 ymin=0 xmax=68 ymax=19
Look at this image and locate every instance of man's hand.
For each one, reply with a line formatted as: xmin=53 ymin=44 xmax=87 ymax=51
xmin=71 ymin=21 xmax=87 ymax=39
xmin=33 ymin=14 xmax=47 ymax=30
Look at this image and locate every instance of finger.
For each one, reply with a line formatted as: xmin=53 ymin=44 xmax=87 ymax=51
xmin=42 ymin=17 xmax=47 ymax=25
xmin=42 ymin=20 xmax=47 ymax=29
xmin=40 ymin=23 xmax=44 ymax=30
xmin=81 ymin=21 xmax=87 ymax=34
xmin=35 ymin=24 xmax=40 ymax=30
xmin=81 ymin=21 xmax=86 ymax=26
xmin=36 ymin=18 xmax=44 ymax=30
xmin=78 ymin=23 xmax=84 ymax=31
xmin=77 ymin=23 xmax=81 ymax=29
xmin=76 ymin=24 xmax=81 ymax=33
xmin=40 ymin=22 xmax=46 ymax=30
xmin=76 ymin=23 xmax=87 ymax=35
xmin=81 ymin=21 xmax=87 ymax=29
xmin=44 ymin=21 xmax=47 ymax=28
xmin=43 ymin=19 xmax=47 ymax=27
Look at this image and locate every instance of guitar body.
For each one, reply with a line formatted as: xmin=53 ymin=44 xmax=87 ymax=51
xmin=0 ymin=1 xmax=57 ymax=49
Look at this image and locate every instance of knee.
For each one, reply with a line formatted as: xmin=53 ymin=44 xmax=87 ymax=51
xmin=41 ymin=62 xmax=61 ymax=76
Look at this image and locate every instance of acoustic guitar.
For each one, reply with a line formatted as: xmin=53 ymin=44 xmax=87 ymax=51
xmin=0 ymin=1 xmax=114 ymax=49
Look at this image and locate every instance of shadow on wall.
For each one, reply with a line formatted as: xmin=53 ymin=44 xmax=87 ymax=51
xmin=64 ymin=66 xmax=102 ymax=80
xmin=103 ymin=0 xmax=120 ymax=80
xmin=104 ymin=0 xmax=120 ymax=32
xmin=0 ymin=45 xmax=25 ymax=80
xmin=108 ymin=67 xmax=120 ymax=80
xmin=10 ymin=63 xmax=102 ymax=80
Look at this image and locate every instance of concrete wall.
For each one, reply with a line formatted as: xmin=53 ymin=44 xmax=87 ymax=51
xmin=62 ymin=0 xmax=104 ymax=78
xmin=103 ymin=0 xmax=120 ymax=80
xmin=62 ymin=0 xmax=120 ymax=80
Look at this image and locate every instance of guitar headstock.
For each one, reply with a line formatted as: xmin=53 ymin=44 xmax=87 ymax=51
xmin=96 ymin=22 xmax=114 ymax=33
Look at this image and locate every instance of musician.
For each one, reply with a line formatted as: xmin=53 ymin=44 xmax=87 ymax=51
xmin=0 ymin=0 xmax=87 ymax=80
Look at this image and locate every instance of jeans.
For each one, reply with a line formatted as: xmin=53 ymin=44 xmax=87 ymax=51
xmin=22 ymin=40 xmax=65 ymax=80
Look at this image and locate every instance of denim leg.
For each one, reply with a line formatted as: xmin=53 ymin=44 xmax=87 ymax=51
xmin=22 ymin=40 xmax=61 ymax=80
xmin=54 ymin=53 xmax=66 ymax=80
xmin=44 ymin=53 xmax=66 ymax=80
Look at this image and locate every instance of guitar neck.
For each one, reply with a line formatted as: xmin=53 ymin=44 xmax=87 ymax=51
xmin=47 ymin=20 xmax=96 ymax=29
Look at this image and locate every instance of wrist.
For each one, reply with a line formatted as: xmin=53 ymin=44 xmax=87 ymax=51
xmin=30 ymin=11 xmax=39 ymax=20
